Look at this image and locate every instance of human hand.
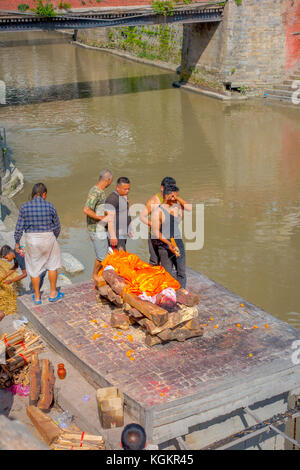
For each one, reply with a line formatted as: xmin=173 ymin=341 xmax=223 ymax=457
xmin=110 ymin=238 xmax=118 ymax=247
xmin=3 ymin=279 xmax=11 ymax=285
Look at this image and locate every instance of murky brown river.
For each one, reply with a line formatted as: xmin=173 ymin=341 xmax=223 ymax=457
xmin=0 ymin=31 xmax=300 ymax=326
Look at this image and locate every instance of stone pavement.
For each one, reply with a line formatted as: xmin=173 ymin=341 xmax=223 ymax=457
xmin=17 ymin=268 xmax=300 ymax=444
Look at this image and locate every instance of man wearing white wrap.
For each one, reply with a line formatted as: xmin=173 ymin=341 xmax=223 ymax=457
xmin=14 ymin=183 xmax=63 ymax=305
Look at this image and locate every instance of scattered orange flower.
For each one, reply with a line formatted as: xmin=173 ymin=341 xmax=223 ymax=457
xmin=126 ymin=350 xmax=134 ymax=357
xmin=236 ymin=323 xmax=241 ymax=328
xmin=92 ymin=333 xmax=101 ymax=340
xmin=91 ymin=319 xmax=98 ymax=324
xmin=130 ymin=357 xmax=135 ymax=361
xmin=249 ymin=353 xmax=253 ymax=358
xmin=102 ymin=324 xmax=108 ymax=328
xmin=113 ymin=335 xmax=119 ymax=340
xmin=253 ymin=325 xmax=258 ymax=329
xmin=210 ymin=317 xmax=214 ymax=321
xmin=214 ymin=325 xmax=219 ymax=329
xmin=240 ymin=303 xmax=244 ymax=308
xmin=265 ymin=324 xmax=269 ymax=329
xmin=203 ymin=324 xmax=208 ymax=327
xmin=117 ymin=331 xmax=122 ymax=336
xmin=127 ymin=334 xmax=133 ymax=342
xmin=160 ymin=392 xmax=165 ymax=397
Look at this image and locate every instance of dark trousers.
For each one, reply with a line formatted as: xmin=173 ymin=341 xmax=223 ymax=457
xmin=117 ymin=238 xmax=127 ymax=251
xmin=148 ymin=236 xmax=160 ymax=266
xmin=155 ymin=239 xmax=186 ymax=288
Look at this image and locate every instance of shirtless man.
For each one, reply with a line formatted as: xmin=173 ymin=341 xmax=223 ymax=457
xmin=151 ymin=184 xmax=192 ymax=288
xmin=140 ymin=177 xmax=176 ymax=265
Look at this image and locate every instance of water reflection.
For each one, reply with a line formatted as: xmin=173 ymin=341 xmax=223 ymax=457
xmin=0 ymin=31 xmax=299 ymax=324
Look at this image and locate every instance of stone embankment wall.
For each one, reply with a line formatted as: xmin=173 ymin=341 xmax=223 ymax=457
xmin=77 ymin=0 xmax=300 ymax=94
xmin=77 ymin=24 xmax=183 ymax=66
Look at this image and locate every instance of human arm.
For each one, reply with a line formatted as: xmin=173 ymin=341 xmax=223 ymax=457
xmin=2 ymin=268 xmax=27 ymax=285
xmin=52 ymin=206 xmax=61 ymax=239
xmin=175 ymin=195 xmax=192 ymax=212
xmin=14 ymin=205 xmax=25 ymax=246
xmin=105 ymin=195 xmax=118 ymax=247
xmin=83 ymin=188 xmax=108 ymax=223
xmin=83 ymin=206 xmax=108 ymax=223
xmin=139 ymin=196 xmax=157 ymax=227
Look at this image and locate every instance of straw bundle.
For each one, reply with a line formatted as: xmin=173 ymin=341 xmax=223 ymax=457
xmin=0 ymin=259 xmax=19 ymax=315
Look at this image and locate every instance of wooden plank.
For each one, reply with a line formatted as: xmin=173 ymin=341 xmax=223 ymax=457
xmin=29 ymin=352 xmax=41 ymax=406
xmin=122 ymin=292 xmax=169 ymax=327
xmin=26 ymin=405 xmax=61 ymax=445
xmin=102 ymin=269 xmax=127 ymax=295
xmin=37 ymin=359 xmax=55 ymax=411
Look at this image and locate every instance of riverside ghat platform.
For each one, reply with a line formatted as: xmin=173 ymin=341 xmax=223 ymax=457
xmin=17 ymin=268 xmax=300 ymax=447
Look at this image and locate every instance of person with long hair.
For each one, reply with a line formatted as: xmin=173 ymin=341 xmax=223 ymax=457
xmin=14 ymin=183 xmax=63 ymax=305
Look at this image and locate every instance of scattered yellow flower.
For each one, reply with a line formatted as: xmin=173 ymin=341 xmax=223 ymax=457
xmin=126 ymin=350 xmax=134 ymax=357
xmin=249 ymin=353 xmax=253 ymax=358
xmin=91 ymin=319 xmax=98 ymax=324
xmin=102 ymin=324 xmax=108 ymax=328
xmin=130 ymin=357 xmax=135 ymax=361
xmin=117 ymin=331 xmax=122 ymax=336
xmin=210 ymin=317 xmax=214 ymax=321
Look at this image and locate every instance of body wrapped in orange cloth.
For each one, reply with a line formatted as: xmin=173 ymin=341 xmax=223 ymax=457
xmin=98 ymin=250 xmax=180 ymax=298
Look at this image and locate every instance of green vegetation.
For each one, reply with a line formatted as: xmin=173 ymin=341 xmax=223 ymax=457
xmin=235 ymin=0 xmax=242 ymax=5
xmin=33 ymin=0 xmax=56 ymax=16
xmin=17 ymin=3 xmax=30 ymax=11
xmin=106 ymin=25 xmax=181 ymax=63
xmin=58 ymin=1 xmax=71 ymax=8
xmin=152 ymin=0 xmax=175 ymax=16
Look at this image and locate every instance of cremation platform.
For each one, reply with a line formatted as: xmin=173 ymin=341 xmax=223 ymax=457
xmin=17 ymin=268 xmax=300 ymax=445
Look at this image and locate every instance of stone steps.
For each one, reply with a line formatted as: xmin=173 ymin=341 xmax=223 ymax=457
xmin=264 ymin=70 xmax=300 ymax=103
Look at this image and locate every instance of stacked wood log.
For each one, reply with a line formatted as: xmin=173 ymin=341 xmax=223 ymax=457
xmin=27 ymin=405 xmax=106 ymax=450
xmin=97 ymin=270 xmax=203 ymax=346
xmin=0 ymin=327 xmax=45 ymax=389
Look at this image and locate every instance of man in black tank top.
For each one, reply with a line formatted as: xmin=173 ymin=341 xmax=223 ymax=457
xmin=151 ymin=185 xmax=191 ymax=288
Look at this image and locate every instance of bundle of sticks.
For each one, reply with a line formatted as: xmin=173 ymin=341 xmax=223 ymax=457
xmin=27 ymin=405 xmax=106 ymax=450
xmin=52 ymin=430 xmax=106 ymax=451
xmin=97 ymin=270 xmax=204 ymax=346
xmin=0 ymin=327 xmax=44 ymax=388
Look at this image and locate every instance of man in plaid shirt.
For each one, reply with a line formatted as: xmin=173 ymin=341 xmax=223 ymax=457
xmin=14 ymin=183 xmax=63 ymax=304
xmin=14 ymin=196 xmax=61 ymax=246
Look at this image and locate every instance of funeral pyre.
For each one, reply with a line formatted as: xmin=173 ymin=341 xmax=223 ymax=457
xmin=96 ymin=251 xmax=203 ymax=346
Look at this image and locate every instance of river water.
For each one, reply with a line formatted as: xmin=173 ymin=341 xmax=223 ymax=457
xmin=0 ymin=31 xmax=300 ymax=326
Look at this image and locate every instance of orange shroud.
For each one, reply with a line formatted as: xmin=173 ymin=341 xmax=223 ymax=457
xmin=99 ymin=251 xmax=180 ymax=297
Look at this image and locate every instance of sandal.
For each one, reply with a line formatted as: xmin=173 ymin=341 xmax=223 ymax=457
xmin=32 ymin=294 xmax=42 ymax=305
xmin=49 ymin=291 xmax=64 ymax=303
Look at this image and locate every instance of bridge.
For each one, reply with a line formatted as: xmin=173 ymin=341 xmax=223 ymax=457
xmin=0 ymin=3 xmax=224 ymax=31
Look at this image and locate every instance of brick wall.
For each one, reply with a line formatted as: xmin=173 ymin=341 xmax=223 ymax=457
xmin=285 ymin=0 xmax=300 ymax=70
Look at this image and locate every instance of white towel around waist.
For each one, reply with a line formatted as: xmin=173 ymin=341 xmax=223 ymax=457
xmin=25 ymin=232 xmax=61 ymax=278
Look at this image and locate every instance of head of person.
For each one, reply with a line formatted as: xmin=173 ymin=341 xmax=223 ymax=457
xmin=31 ymin=183 xmax=47 ymax=200
xmin=116 ymin=177 xmax=130 ymax=197
xmin=98 ymin=169 xmax=113 ymax=188
xmin=0 ymin=245 xmax=14 ymax=262
xmin=121 ymin=423 xmax=146 ymax=450
xmin=161 ymin=176 xmax=176 ymax=193
xmin=163 ymin=184 xmax=179 ymax=205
